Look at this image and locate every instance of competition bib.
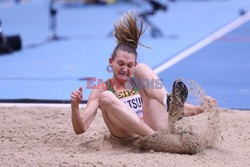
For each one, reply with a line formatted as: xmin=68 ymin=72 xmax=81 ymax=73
xmin=115 ymin=90 xmax=143 ymax=117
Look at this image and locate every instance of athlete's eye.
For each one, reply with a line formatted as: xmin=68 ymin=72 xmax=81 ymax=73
xmin=118 ymin=62 xmax=123 ymax=66
xmin=117 ymin=60 xmax=123 ymax=66
xmin=128 ymin=64 xmax=134 ymax=68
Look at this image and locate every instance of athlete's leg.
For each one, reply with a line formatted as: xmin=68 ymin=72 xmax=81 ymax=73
xmin=133 ymin=63 xmax=169 ymax=130
xmin=139 ymin=89 xmax=169 ymax=131
xmin=133 ymin=63 xmax=188 ymax=132
xmin=99 ymin=91 xmax=155 ymax=138
xmin=133 ymin=63 xmax=167 ymax=106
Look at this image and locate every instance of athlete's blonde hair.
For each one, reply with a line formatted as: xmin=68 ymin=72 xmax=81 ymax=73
xmin=113 ymin=11 xmax=145 ymax=50
xmin=110 ymin=11 xmax=147 ymax=62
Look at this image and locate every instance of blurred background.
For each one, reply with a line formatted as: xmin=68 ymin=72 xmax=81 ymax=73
xmin=0 ymin=0 xmax=250 ymax=109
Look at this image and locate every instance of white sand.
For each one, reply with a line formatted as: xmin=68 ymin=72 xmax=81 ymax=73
xmin=0 ymin=105 xmax=250 ymax=166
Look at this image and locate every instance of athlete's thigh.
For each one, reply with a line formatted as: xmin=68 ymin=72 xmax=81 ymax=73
xmin=140 ymin=88 xmax=169 ymax=131
xmin=101 ymin=108 xmax=137 ymax=138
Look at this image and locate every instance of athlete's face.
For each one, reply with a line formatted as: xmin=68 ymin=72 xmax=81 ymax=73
xmin=110 ymin=50 xmax=136 ymax=83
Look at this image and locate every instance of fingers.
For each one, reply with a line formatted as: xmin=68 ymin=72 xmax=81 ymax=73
xmin=71 ymin=94 xmax=82 ymax=104
xmin=207 ymin=96 xmax=217 ymax=104
xmin=204 ymin=96 xmax=218 ymax=107
xmin=71 ymin=91 xmax=82 ymax=99
xmin=70 ymin=93 xmax=78 ymax=103
xmin=71 ymin=87 xmax=83 ymax=104
xmin=71 ymin=93 xmax=80 ymax=101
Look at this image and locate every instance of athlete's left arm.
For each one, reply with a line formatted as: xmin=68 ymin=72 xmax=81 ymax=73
xmin=183 ymin=103 xmax=203 ymax=116
xmin=184 ymin=96 xmax=218 ymax=116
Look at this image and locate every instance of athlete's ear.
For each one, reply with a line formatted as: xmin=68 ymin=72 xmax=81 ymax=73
xmin=109 ymin=57 xmax=113 ymax=66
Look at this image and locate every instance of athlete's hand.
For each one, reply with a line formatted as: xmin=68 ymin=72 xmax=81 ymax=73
xmin=205 ymin=96 xmax=218 ymax=107
xmin=71 ymin=87 xmax=83 ymax=108
xmin=201 ymin=96 xmax=218 ymax=112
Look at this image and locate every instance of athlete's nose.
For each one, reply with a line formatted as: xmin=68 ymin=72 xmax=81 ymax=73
xmin=123 ymin=66 xmax=128 ymax=72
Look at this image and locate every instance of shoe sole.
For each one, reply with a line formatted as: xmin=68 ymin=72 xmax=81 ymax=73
xmin=172 ymin=79 xmax=188 ymax=106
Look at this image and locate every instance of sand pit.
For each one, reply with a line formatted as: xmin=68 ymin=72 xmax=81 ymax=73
xmin=0 ymin=104 xmax=250 ymax=166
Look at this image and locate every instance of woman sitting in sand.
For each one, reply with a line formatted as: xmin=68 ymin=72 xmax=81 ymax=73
xmin=70 ymin=11 xmax=217 ymax=139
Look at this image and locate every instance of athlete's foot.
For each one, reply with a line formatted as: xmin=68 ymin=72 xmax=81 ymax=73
xmin=167 ymin=79 xmax=188 ymax=121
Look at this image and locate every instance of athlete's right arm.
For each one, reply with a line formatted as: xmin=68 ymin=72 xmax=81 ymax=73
xmin=71 ymin=87 xmax=104 ymax=134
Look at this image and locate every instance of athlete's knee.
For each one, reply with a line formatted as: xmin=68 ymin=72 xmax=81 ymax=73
xmin=99 ymin=91 xmax=116 ymax=106
xmin=134 ymin=63 xmax=150 ymax=76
